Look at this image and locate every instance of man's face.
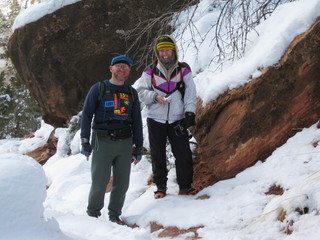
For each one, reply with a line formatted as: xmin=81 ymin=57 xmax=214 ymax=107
xmin=110 ymin=63 xmax=131 ymax=83
xmin=158 ymin=49 xmax=174 ymax=63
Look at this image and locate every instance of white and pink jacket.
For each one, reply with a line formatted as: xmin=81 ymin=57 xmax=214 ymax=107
xmin=136 ymin=36 xmax=197 ymax=123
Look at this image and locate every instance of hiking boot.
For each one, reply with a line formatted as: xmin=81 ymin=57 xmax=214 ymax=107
xmin=109 ymin=216 xmax=126 ymax=225
xmin=154 ymin=190 xmax=166 ymax=199
xmin=178 ymin=187 xmax=199 ymax=195
xmin=154 ymin=184 xmax=167 ymax=199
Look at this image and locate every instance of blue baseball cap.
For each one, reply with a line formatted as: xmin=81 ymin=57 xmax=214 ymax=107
xmin=110 ymin=55 xmax=133 ymax=66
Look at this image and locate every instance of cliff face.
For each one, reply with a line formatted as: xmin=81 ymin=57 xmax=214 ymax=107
xmin=192 ymin=17 xmax=320 ymax=189
xmin=7 ymin=0 xmax=190 ymax=126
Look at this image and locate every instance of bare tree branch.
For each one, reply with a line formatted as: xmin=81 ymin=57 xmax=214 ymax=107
xmin=122 ymin=0 xmax=296 ymax=72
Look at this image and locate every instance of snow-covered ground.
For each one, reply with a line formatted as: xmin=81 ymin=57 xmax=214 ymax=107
xmin=1 ymin=118 xmax=320 ymax=239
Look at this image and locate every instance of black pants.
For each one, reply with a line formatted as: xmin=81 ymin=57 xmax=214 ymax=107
xmin=147 ymin=118 xmax=193 ymax=189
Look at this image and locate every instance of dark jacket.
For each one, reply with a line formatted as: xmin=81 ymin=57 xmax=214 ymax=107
xmin=80 ymin=80 xmax=143 ymax=147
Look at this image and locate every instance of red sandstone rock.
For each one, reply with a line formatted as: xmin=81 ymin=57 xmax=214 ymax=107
xmin=192 ymin=18 xmax=320 ymax=189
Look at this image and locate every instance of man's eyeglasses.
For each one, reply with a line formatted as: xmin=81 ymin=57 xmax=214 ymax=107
xmin=114 ymin=64 xmax=130 ymax=70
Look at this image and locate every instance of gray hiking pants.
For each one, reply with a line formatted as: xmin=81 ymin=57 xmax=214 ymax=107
xmin=87 ymin=130 xmax=132 ymax=218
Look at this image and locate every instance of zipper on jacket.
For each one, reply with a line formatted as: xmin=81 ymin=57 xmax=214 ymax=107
xmin=166 ymin=76 xmax=171 ymax=123
xmin=166 ymin=102 xmax=170 ymax=123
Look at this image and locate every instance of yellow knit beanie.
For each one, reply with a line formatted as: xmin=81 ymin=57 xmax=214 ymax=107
xmin=156 ymin=36 xmax=175 ymax=51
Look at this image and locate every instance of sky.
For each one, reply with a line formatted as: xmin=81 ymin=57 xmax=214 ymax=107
xmin=1 ymin=0 xmax=320 ymax=239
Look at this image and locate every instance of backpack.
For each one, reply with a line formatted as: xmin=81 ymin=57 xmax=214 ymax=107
xmin=150 ymin=60 xmax=190 ymax=99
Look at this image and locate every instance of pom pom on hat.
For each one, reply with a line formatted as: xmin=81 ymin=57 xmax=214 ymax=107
xmin=156 ymin=36 xmax=175 ymax=51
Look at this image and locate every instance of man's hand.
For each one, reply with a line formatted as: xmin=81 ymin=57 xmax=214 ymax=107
xmin=132 ymin=146 xmax=143 ymax=165
xmin=81 ymin=142 xmax=92 ymax=160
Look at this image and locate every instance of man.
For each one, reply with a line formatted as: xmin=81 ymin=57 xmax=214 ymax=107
xmin=80 ymin=55 xmax=143 ymax=225
xmin=137 ymin=35 xmax=198 ymax=199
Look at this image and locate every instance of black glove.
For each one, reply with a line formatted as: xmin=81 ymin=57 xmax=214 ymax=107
xmin=132 ymin=146 xmax=143 ymax=162
xmin=81 ymin=142 xmax=92 ymax=158
xmin=184 ymin=112 xmax=196 ymax=128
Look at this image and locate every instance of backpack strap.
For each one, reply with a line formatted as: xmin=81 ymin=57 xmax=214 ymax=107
xmin=128 ymin=85 xmax=135 ymax=103
xmin=150 ymin=60 xmax=163 ymax=87
xmin=98 ymin=81 xmax=106 ymax=100
xmin=177 ymin=62 xmax=190 ymax=99
xmin=95 ymin=81 xmax=106 ymax=111
xmin=178 ymin=61 xmax=190 ymax=70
